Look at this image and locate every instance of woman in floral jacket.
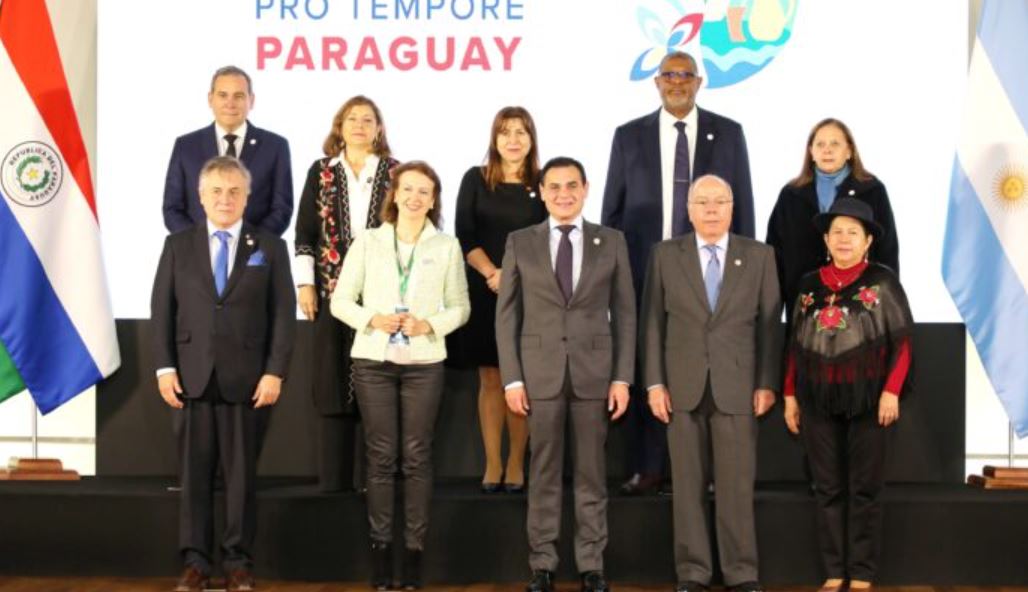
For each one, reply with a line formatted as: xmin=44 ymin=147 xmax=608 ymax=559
xmin=294 ymin=95 xmax=399 ymax=492
xmin=782 ymin=198 xmax=913 ymax=592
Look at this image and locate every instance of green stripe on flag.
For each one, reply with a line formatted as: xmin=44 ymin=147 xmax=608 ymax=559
xmin=0 ymin=339 xmax=26 ymax=403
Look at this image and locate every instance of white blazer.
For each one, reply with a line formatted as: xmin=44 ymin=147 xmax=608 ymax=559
xmin=331 ymin=221 xmax=470 ymax=362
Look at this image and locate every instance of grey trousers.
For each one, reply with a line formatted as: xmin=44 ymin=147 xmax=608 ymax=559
xmin=352 ymin=358 xmax=444 ymax=550
xmin=667 ymin=382 xmax=759 ymax=586
xmin=526 ymin=374 xmax=609 ymax=573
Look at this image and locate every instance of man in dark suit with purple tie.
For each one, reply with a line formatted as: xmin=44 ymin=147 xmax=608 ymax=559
xmin=602 ymin=50 xmax=755 ymax=496
xmin=162 ymin=65 xmax=293 ymax=236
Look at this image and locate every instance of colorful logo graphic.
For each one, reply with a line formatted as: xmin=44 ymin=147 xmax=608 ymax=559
xmin=2 ymin=141 xmax=64 ymax=208
xmin=631 ymin=0 xmax=798 ymax=88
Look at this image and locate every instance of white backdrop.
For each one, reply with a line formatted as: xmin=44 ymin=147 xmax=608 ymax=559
xmin=97 ymin=0 xmax=966 ymax=321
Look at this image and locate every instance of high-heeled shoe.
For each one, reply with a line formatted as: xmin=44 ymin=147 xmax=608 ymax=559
xmin=481 ymin=481 xmax=503 ymax=493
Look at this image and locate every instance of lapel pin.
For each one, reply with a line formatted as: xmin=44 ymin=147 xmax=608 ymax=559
xmin=246 ymin=234 xmax=254 ymax=247
xmin=848 ymin=189 xmax=855 ymax=196
xmin=707 ymin=133 xmax=714 ymax=140
xmin=593 ymin=237 xmax=601 ymax=245
xmin=529 ymin=190 xmax=537 ymax=199
xmin=249 ymin=138 xmax=257 ymax=145
xmin=734 ymin=259 xmax=741 ymax=266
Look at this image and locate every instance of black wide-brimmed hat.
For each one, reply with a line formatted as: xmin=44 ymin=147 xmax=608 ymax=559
xmin=813 ymin=197 xmax=884 ymax=238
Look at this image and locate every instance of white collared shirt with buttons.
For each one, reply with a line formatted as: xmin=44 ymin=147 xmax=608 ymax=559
xmin=548 ymin=215 xmax=584 ymax=291
xmin=696 ymin=231 xmax=729 ymax=284
xmin=215 ymin=121 xmax=248 ymax=158
xmin=659 ymin=106 xmax=699 ymax=240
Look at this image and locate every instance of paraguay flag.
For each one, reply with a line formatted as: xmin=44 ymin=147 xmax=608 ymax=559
xmin=0 ymin=0 xmax=120 ymax=413
xmin=942 ymin=0 xmax=1028 ymax=437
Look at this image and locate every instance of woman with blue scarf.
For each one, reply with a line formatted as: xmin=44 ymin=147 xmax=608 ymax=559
xmin=766 ymin=118 xmax=899 ymax=319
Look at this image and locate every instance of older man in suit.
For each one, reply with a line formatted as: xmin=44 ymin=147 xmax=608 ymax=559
xmin=641 ymin=175 xmax=780 ymax=592
xmin=163 ymin=65 xmax=293 ymax=236
xmin=603 ymin=50 xmax=755 ymax=496
xmin=152 ymin=156 xmax=296 ymax=592
xmin=497 ymin=157 xmax=635 ymax=592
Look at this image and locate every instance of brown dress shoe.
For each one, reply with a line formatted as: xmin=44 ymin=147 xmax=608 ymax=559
xmin=226 ymin=568 xmax=256 ymax=591
xmin=173 ymin=566 xmax=209 ymax=592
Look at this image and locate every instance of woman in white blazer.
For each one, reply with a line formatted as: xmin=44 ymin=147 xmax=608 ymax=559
xmin=331 ymin=160 xmax=470 ymax=591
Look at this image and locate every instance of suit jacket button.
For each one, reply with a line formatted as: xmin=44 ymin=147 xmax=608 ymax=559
xmin=216 ymin=304 xmax=223 ymax=310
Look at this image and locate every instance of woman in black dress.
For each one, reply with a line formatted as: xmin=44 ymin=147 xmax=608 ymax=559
xmin=294 ymin=96 xmax=399 ymax=492
xmin=455 ymin=106 xmax=546 ymax=493
xmin=766 ymin=118 xmax=899 ymax=319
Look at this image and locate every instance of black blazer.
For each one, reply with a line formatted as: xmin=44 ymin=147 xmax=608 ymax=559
xmin=162 ymin=122 xmax=294 ymax=235
xmin=602 ymin=107 xmax=755 ymax=295
xmin=151 ymin=223 xmax=296 ymax=403
xmin=766 ymin=174 xmax=899 ymax=318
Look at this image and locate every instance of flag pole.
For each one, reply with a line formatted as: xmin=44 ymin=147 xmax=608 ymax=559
xmin=30 ymin=398 xmax=38 ymax=459
xmin=1010 ymin=423 xmax=1016 ymax=468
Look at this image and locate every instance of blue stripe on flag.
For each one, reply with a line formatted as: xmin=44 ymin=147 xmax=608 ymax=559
xmin=977 ymin=0 xmax=1028 ymax=131
xmin=0 ymin=193 xmax=102 ymax=414
xmin=942 ymin=162 xmax=1028 ymax=437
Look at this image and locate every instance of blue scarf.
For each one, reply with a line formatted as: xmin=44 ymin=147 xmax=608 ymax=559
xmin=814 ymin=164 xmax=851 ymax=213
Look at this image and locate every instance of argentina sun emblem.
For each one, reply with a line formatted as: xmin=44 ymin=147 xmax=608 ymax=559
xmin=1 ymin=141 xmax=64 ymax=208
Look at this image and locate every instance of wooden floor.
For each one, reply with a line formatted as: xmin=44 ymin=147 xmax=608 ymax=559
xmin=0 ymin=579 xmax=1026 ymax=592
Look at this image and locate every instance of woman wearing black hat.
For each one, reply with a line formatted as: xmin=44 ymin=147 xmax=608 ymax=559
xmin=782 ymin=198 xmax=913 ymax=592
xmin=766 ymin=118 xmax=899 ymax=319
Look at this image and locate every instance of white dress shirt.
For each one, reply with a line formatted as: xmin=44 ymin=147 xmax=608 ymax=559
xmin=659 ymin=106 xmax=698 ymax=240
xmin=215 ymin=122 xmax=248 ymax=158
xmin=335 ymin=153 xmax=380 ymax=240
xmin=548 ymin=215 xmax=584 ymax=291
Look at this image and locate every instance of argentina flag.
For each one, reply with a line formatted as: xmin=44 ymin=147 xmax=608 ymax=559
xmin=942 ymin=0 xmax=1028 ymax=437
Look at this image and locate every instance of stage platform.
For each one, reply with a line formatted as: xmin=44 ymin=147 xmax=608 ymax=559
xmin=2 ymin=477 xmax=1028 ymax=586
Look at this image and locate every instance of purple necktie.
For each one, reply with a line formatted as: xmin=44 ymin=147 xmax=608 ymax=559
xmin=555 ymin=225 xmax=574 ymax=304
xmin=671 ymin=121 xmax=691 ymax=237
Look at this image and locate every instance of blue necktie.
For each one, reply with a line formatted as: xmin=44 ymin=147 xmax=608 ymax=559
xmin=671 ymin=121 xmax=691 ymax=237
xmin=703 ymin=244 xmax=720 ymax=311
xmin=214 ymin=230 xmax=230 ymax=297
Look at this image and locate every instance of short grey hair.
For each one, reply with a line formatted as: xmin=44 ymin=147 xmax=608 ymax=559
xmin=198 ymin=156 xmax=251 ymax=193
xmin=658 ymin=50 xmax=697 ymax=72
xmin=209 ymin=65 xmax=253 ymax=94
xmin=688 ymin=174 xmax=733 ymax=200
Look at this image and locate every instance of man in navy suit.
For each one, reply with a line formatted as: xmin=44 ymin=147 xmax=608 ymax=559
xmin=153 ymin=157 xmax=296 ymax=592
xmin=163 ymin=65 xmax=293 ymax=236
xmin=602 ymin=50 xmax=755 ymax=496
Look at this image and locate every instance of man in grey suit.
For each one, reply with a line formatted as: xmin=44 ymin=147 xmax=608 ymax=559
xmin=641 ymin=175 xmax=781 ymax=592
xmin=497 ymin=157 xmax=636 ymax=592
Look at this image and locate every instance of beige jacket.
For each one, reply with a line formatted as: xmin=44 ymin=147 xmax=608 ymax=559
xmin=331 ymin=221 xmax=470 ymax=362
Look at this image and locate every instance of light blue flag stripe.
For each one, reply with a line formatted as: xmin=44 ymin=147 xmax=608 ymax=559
xmin=943 ymin=162 xmax=1028 ymax=437
xmin=976 ymin=0 xmax=1028 ymax=131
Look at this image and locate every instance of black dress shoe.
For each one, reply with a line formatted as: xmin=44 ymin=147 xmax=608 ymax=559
xmin=675 ymin=581 xmax=709 ymax=592
xmin=581 ymin=570 xmax=609 ymax=592
xmin=527 ymin=569 xmax=555 ymax=592
xmin=731 ymin=581 xmax=765 ymax=592
xmin=370 ymin=541 xmax=392 ymax=590
xmin=400 ymin=547 xmax=422 ymax=590
xmin=481 ymin=482 xmax=503 ymax=493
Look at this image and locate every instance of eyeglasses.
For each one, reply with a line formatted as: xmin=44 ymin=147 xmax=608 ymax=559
xmin=658 ymin=71 xmax=698 ymax=82
xmin=688 ymin=199 xmax=733 ymax=207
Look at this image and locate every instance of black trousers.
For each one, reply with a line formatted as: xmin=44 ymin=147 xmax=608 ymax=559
xmin=800 ymin=410 xmax=889 ymax=582
xmin=179 ymin=376 xmax=259 ymax=574
xmin=352 ymin=358 xmax=445 ymax=550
